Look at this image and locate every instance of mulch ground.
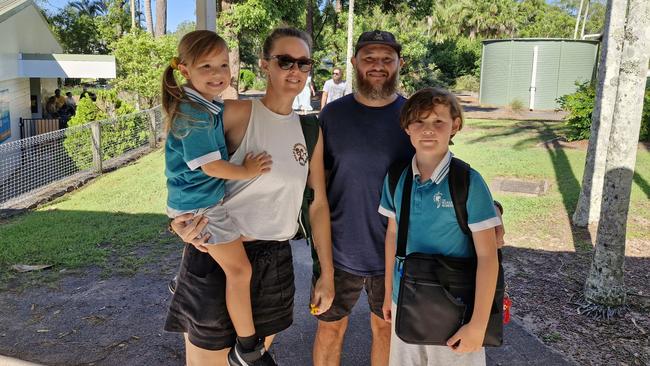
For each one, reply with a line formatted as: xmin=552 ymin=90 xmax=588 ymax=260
xmin=504 ymin=210 xmax=650 ymax=365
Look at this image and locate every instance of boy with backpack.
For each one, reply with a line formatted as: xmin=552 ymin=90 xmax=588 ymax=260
xmin=378 ymin=87 xmax=501 ymax=365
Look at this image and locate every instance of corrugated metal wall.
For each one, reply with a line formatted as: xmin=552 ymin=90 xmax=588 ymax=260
xmin=479 ymin=39 xmax=598 ymax=110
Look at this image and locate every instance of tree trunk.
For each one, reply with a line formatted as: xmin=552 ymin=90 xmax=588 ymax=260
xmin=584 ymin=0 xmax=650 ymax=307
xmin=130 ymin=0 xmax=136 ymax=29
xmin=344 ymin=0 xmax=354 ymax=95
xmin=220 ymin=0 xmax=239 ymax=100
xmin=155 ymin=0 xmax=167 ymax=37
xmin=335 ymin=0 xmax=342 ymax=13
xmin=573 ymin=0 xmax=585 ymax=39
xmin=580 ymin=0 xmax=590 ymax=39
xmin=573 ymin=0 xmax=627 ymax=227
xmin=306 ymin=0 xmax=314 ymax=42
xmin=144 ymin=0 xmax=154 ymax=35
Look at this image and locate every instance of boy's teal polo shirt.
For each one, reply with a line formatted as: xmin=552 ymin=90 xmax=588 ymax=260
xmin=165 ymin=87 xmax=228 ymax=211
xmin=378 ymin=152 xmax=501 ymax=303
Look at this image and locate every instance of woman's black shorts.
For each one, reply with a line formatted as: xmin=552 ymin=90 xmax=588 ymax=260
xmin=164 ymin=240 xmax=295 ymax=350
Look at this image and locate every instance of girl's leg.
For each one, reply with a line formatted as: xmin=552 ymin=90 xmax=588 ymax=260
xmin=206 ymin=238 xmax=255 ymax=338
xmin=184 ymin=333 xmax=229 ymax=366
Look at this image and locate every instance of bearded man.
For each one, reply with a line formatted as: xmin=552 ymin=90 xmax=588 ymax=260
xmin=313 ymin=30 xmax=412 ymax=366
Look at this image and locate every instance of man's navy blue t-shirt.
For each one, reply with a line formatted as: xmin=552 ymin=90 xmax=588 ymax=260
xmin=320 ymin=94 xmax=414 ymax=276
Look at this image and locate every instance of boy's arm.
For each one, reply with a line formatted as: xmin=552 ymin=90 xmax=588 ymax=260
xmin=201 ymin=152 xmax=271 ymax=180
xmin=307 ymin=128 xmax=335 ymax=314
xmin=383 ymin=217 xmax=397 ymax=322
xmin=447 ymin=227 xmax=498 ymax=353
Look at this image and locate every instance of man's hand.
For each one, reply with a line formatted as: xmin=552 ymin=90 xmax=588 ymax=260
xmin=311 ymin=275 xmax=334 ymax=315
xmin=382 ymin=295 xmax=392 ymax=323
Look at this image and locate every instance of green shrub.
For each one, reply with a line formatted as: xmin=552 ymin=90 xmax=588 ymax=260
xmin=454 ymin=75 xmax=480 ymax=92
xmin=251 ymin=77 xmax=267 ymax=91
xmin=557 ymin=82 xmax=596 ymax=141
xmin=239 ymin=69 xmax=255 ymax=91
xmin=63 ymin=97 xmax=150 ymax=170
xmin=558 ymin=82 xmax=650 ymax=141
xmin=63 ymin=98 xmax=107 ymax=169
xmin=509 ymin=99 xmax=525 ymax=113
xmin=401 ymin=63 xmax=447 ymax=96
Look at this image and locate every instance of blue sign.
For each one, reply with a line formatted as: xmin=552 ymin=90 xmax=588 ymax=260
xmin=0 ymin=89 xmax=10 ymax=143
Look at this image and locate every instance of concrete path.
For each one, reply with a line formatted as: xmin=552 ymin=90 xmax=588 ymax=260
xmin=271 ymin=240 xmax=575 ymax=366
xmin=0 ymin=240 xmax=575 ymax=366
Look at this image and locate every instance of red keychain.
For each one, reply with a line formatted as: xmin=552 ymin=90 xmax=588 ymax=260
xmin=503 ymin=292 xmax=512 ymax=324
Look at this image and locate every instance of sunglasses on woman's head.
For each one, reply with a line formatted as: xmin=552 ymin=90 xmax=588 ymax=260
xmin=267 ymin=55 xmax=314 ymax=72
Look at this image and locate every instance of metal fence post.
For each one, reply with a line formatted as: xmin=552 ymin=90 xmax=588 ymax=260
xmin=90 ymin=121 xmax=102 ymax=173
xmin=147 ymin=109 xmax=157 ymax=148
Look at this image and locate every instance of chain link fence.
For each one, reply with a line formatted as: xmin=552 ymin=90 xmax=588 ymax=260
xmin=0 ymin=106 xmax=163 ymax=208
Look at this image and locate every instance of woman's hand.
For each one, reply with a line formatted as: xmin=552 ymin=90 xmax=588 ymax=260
xmin=170 ymin=213 xmax=211 ymax=252
xmin=311 ymin=275 xmax=334 ymax=315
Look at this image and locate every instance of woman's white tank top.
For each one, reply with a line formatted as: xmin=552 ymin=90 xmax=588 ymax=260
xmin=223 ymin=99 xmax=308 ymax=241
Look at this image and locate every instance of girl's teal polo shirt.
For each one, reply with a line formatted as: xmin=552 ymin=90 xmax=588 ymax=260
xmin=165 ymin=89 xmax=228 ymax=211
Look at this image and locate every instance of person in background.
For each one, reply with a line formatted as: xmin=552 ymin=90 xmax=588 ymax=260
xmin=53 ymin=89 xmax=66 ymax=111
xmin=320 ymin=67 xmax=346 ymax=108
xmin=293 ymin=73 xmax=316 ymax=111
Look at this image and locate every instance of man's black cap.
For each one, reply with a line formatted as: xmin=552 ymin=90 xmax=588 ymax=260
xmin=354 ymin=30 xmax=402 ymax=56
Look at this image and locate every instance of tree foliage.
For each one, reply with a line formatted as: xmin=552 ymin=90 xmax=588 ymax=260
xmin=111 ymin=30 xmax=176 ymax=107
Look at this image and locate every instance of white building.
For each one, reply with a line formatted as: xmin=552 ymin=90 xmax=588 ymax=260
xmin=0 ymin=0 xmax=116 ymax=144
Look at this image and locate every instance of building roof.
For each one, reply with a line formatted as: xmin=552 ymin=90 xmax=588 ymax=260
xmin=0 ymin=0 xmax=32 ymax=24
xmin=19 ymin=53 xmax=117 ymax=78
xmin=483 ymin=38 xmax=600 ymax=45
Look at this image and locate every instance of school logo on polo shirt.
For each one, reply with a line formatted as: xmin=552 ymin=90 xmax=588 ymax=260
xmin=293 ymin=142 xmax=308 ymax=166
xmin=433 ymin=191 xmax=453 ymax=208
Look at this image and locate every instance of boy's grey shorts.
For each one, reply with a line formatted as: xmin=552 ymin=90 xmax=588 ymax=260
xmin=167 ymin=203 xmax=240 ymax=245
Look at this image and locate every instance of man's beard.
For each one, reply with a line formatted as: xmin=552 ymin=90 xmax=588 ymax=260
xmin=354 ymin=68 xmax=398 ymax=100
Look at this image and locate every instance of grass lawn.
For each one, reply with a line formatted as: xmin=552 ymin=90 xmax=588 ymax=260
xmin=1 ymin=119 xmax=648 ymax=285
xmin=453 ymin=119 xmax=649 ymax=248
xmin=0 ymin=149 xmax=173 ymax=287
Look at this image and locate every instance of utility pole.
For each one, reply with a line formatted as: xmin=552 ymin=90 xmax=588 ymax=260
xmin=344 ymin=0 xmax=354 ymax=95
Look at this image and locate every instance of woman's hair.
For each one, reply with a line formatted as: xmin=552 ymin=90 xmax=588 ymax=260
xmin=161 ymin=30 xmax=228 ymax=134
xmin=261 ymin=27 xmax=312 ymax=59
xmin=399 ymin=87 xmax=464 ymax=140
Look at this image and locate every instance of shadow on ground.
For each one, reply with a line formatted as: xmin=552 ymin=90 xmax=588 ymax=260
xmin=5 ymin=228 xmax=647 ymax=365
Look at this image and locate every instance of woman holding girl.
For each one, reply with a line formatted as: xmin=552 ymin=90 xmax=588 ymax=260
xmin=162 ymin=28 xmax=335 ymax=366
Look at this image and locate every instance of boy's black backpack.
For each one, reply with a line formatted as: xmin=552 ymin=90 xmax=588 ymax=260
xmin=296 ymin=113 xmax=321 ymax=278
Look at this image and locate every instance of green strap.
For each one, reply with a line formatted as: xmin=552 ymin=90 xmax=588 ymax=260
xmin=298 ymin=114 xmax=321 ymax=278
xmin=299 ymin=114 xmax=319 ymax=160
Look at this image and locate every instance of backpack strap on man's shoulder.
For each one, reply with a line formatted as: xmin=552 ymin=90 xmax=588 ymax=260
xmin=299 ymin=114 xmax=319 ymax=161
xmin=448 ymin=157 xmax=471 ymax=236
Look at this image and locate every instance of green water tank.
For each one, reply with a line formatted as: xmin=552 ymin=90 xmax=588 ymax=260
xmin=479 ymin=39 xmax=599 ymax=110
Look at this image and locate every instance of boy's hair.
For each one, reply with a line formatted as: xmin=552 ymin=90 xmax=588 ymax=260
xmin=262 ymin=27 xmax=312 ymax=59
xmin=161 ymin=30 xmax=228 ymax=134
xmin=399 ymin=87 xmax=464 ymax=140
